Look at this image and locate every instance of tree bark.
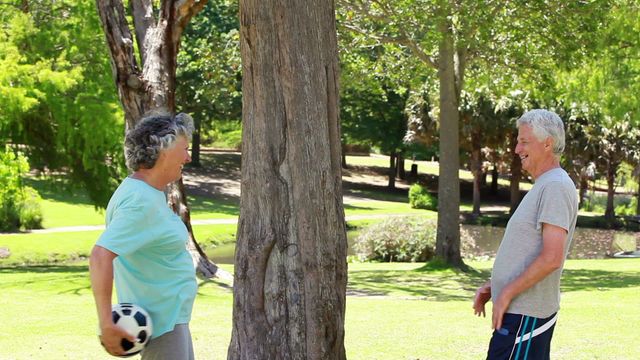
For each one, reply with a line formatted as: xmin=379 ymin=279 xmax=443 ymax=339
xmin=605 ymin=162 xmax=617 ymax=221
xmin=228 ymin=1 xmax=348 ymax=359
xmin=435 ymin=11 xmax=464 ymax=268
xmin=95 ymin=0 xmax=222 ymax=278
xmin=397 ymin=154 xmax=406 ymax=180
xmin=388 ymin=151 xmax=397 ymax=189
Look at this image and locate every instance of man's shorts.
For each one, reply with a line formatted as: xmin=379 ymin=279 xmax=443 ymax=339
xmin=487 ymin=312 xmax=558 ymax=360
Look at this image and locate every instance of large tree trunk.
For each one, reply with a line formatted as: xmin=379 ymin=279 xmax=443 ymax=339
xmin=435 ymin=12 xmax=464 ymax=268
xmin=228 ymin=1 xmax=348 ymax=359
xmin=95 ymin=0 xmax=222 ymax=278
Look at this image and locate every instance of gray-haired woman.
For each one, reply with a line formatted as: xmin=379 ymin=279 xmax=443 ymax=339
xmin=89 ymin=113 xmax=198 ymax=359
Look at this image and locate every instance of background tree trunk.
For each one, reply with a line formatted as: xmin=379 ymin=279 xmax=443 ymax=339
xmin=95 ymin=0 xmax=223 ymax=278
xmin=396 ymin=155 xmax=406 ymax=180
xmin=491 ymin=165 xmax=499 ymax=195
xmin=388 ymin=151 xmax=397 ymax=189
xmin=605 ymin=163 xmax=616 ymax=221
xmin=228 ymin=1 xmax=348 ymax=359
xmin=434 ymin=13 xmax=463 ymax=268
xmin=470 ymin=132 xmax=482 ymax=217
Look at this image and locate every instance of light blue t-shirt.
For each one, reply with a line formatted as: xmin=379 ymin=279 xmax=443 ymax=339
xmin=96 ymin=177 xmax=197 ymax=337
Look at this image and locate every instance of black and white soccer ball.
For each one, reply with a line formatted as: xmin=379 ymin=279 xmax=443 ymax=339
xmin=108 ymin=303 xmax=153 ymax=357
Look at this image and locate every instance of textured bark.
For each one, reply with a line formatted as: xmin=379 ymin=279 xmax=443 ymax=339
xmin=228 ymin=1 xmax=348 ymax=359
xmin=435 ymin=12 xmax=463 ymax=267
xmin=470 ymin=131 xmax=482 ymax=217
xmin=95 ymin=0 xmax=223 ymax=278
xmin=388 ymin=151 xmax=397 ymax=189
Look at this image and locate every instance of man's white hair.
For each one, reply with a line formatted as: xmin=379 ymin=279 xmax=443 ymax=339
xmin=517 ymin=109 xmax=565 ymax=155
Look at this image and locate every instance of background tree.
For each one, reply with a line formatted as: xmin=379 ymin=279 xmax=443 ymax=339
xmin=557 ymin=0 xmax=640 ymax=221
xmin=228 ymin=1 xmax=348 ymax=359
xmin=0 ymin=0 xmax=125 ymax=206
xmin=177 ymin=0 xmax=241 ymax=166
xmin=339 ymin=0 xmax=607 ymax=267
xmin=94 ymin=0 xmax=224 ymax=278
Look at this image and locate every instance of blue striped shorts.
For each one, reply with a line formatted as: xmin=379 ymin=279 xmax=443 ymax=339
xmin=487 ymin=312 xmax=558 ymax=360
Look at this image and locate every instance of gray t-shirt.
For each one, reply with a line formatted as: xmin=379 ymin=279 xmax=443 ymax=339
xmin=491 ymin=167 xmax=578 ymax=318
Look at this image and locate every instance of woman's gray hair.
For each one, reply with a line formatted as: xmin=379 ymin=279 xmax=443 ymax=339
xmin=517 ymin=109 xmax=565 ymax=156
xmin=125 ymin=112 xmax=195 ymax=171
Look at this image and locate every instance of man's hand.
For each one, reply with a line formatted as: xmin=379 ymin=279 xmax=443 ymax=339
xmin=492 ymin=290 xmax=513 ymax=330
xmin=99 ymin=323 xmax=137 ymax=356
xmin=473 ymin=281 xmax=492 ymax=317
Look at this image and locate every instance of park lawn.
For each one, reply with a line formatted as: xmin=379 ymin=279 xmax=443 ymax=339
xmin=0 ymin=225 xmax=238 ymax=266
xmin=0 ymin=259 xmax=638 ymax=359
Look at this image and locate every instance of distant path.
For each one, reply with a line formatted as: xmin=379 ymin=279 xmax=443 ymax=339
xmin=9 ymin=214 xmax=416 ymax=235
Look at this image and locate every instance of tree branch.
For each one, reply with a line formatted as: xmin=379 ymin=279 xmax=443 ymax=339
xmin=95 ymin=0 xmax=140 ymax=79
xmin=340 ymin=0 xmax=438 ymax=69
xmin=130 ymin=0 xmax=155 ymax=65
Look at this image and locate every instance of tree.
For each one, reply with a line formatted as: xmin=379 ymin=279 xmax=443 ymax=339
xmin=557 ymin=0 xmax=640 ymax=221
xmin=228 ymin=1 xmax=348 ymax=359
xmin=94 ymin=0 xmax=224 ymax=278
xmin=177 ymin=0 xmax=242 ymax=166
xmin=339 ymin=0 xmax=607 ymax=267
xmin=0 ymin=0 xmax=125 ymax=206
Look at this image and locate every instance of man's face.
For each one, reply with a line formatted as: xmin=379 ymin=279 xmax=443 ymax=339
xmin=515 ymin=124 xmax=552 ymax=178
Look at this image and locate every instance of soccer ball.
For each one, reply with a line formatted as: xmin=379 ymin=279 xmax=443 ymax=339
xmin=107 ymin=303 xmax=153 ymax=357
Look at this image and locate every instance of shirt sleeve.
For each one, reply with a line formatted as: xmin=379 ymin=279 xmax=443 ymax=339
xmin=96 ymin=198 xmax=157 ymax=256
xmin=536 ymin=182 xmax=576 ymax=232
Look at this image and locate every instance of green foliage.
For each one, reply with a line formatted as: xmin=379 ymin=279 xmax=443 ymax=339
xmin=0 ymin=147 xmax=42 ymax=231
xmin=202 ymin=120 xmax=243 ymax=150
xmin=354 ymin=217 xmax=436 ymax=262
xmin=176 ymin=0 xmax=242 ymax=137
xmin=0 ymin=0 xmax=126 ymax=208
xmin=615 ymin=197 xmax=638 ymax=216
xmin=408 ymin=184 xmax=437 ymax=211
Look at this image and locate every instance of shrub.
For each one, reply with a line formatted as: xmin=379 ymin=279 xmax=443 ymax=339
xmin=409 ymin=184 xmax=437 ymax=211
xmin=353 ymin=217 xmax=436 ymax=262
xmin=0 ymin=147 xmax=43 ymax=231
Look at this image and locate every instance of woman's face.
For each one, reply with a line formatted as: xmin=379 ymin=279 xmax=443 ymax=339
xmin=156 ymin=135 xmax=191 ymax=182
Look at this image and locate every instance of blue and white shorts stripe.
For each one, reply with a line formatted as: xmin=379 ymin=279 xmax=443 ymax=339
xmin=487 ymin=312 xmax=558 ymax=360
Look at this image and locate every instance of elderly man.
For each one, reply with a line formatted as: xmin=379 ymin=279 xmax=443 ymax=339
xmin=473 ymin=109 xmax=578 ymax=360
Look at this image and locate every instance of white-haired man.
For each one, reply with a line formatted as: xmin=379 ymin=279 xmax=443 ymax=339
xmin=473 ymin=109 xmax=578 ymax=360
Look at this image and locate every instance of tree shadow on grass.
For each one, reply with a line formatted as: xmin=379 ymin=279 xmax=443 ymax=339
xmin=560 ymin=268 xmax=640 ymax=292
xmin=347 ymin=266 xmax=491 ymax=301
xmin=0 ymin=264 xmax=91 ymax=295
xmin=348 ymin=265 xmax=640 ymax=301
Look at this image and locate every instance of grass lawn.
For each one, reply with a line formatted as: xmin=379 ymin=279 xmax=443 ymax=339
xmin=0 ymin=259 xmax=638 ymax=359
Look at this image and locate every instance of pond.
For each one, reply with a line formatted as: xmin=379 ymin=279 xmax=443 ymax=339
xmin=461 ymin=225 xmax=640 ymax=260
xmin=207 ymin=224 xmax=640 ymax=264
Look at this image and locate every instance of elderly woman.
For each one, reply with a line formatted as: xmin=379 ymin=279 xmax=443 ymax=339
xmin=89 ymin=113 xmax=197 ymax=359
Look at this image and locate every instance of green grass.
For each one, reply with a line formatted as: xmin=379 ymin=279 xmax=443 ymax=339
xmin=0 ymin=224 xmax=239 ymax=266
xmin=0 ymin=259 xmax=638 ymax=359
